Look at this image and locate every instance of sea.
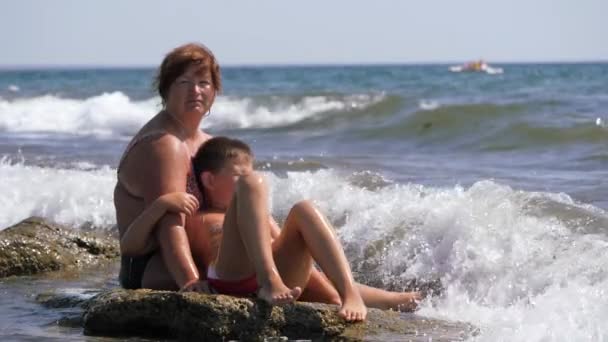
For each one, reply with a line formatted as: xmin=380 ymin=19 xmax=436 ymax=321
xmin=0 ymin=63 xmax=607 ymax=341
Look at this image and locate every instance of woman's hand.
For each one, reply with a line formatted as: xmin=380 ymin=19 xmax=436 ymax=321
xmin=158 ymin=192 xmax=200 ymax=216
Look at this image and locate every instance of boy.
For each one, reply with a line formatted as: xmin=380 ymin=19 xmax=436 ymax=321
xmin=187 ymin=137 xmax=420 ymax=321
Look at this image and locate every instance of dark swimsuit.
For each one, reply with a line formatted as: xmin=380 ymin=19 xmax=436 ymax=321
xmin=117 ymin=132 xmax=205 ymax=290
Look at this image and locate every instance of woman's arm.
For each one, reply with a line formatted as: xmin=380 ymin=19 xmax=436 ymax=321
xmin=120 ymin=199 xmax=168 ymax=256
xmin=120 ymin=192 xmax=199 ymax=256
xmin=136 ymin=134 xmax=202 ymax=289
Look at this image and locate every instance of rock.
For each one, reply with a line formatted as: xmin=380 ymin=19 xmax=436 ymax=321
xmin=0 ymin=217 xmax=119 ymax=278
xmin=36 ymin=288 xmax=103 ymax=329
xmin=83 ymin=289 xmax=476 ymax=341
xmin=37 ymin=287 xmax=100 ymax=309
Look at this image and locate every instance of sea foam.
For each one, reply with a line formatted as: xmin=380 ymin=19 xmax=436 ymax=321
xmin=0 ymin=92 xmax=155 ymax=136
xmin=0 ymin=158 xmax=117 ymax=229
xmin=267 ymin=171 xmax=608 ymax=342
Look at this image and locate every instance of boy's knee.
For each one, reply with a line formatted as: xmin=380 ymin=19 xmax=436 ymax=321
xmin=292 ymin=199 xmax=315 ymax=213
xmin=290 ymin=200 xmax=319 ymax=220
xmin=236 ymin=171 xmax=266 ymax=194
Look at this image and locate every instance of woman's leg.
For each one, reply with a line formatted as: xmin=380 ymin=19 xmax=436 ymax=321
xmin=299 ymin=268 xmax=342 ymax=305
xmin=301 ymin=269 xmax=421 ymax=311
xmin=302 ymin=272 xmax=422 ymax=312
xmin=273 ymin=200 xmax=366 ymax=321
xmin=141 ymin=252 xmax=180 ymax=290
xmin=213 ymin=172 xmax=301 ymax=304
xmin=277 ymin=201 xmax=421 ymax=313
xmin=141 ymin=214 xmax=200 ymax=290
xmin=356 ymin=284 xmax=421 ymax=312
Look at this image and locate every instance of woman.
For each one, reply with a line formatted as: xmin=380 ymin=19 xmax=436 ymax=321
xmin=115 ymin=43 xmax=302 ymax=299
xmin=115 ymin=43 xmax=218 ymax=292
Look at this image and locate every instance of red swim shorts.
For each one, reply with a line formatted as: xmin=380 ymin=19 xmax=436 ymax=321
xmin=207 ymin=265 xmax=258 ymax=296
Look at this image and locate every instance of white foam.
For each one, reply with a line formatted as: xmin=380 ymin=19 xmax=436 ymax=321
xmin=204 ymin=94 xmax=384 ymax=129
xmin=0 ymin=92 xmax=157 ymax=136
xmin=0 ymin=158 xmax=116 ymax=229
xmin=0 ymin=93 xmax=384 ymax=136
xmin=266 ymin=172 xmax=608 ymax=341
xmin=419 ymin=99 xmax=440 ymax=110
xmin=8 ymin=85 xmax=19 ymax=92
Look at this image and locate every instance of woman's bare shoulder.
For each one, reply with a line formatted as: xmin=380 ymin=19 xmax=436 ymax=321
xmin=200 ymin=130 xmax=213 ymax=140
xmin=132 ymin=132 xmax=188 ymax=162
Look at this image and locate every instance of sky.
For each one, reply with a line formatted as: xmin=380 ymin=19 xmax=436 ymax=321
xmin=1 ymin=0 xmax=607 ymax=67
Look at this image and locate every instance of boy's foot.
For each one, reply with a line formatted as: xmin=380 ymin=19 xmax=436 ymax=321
xmin=257 ymin=284 xmax=302 ymax=305
xmin=338 ymin=292 xmax=367 ymax=322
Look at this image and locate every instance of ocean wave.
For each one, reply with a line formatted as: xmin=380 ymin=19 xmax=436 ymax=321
xmin=0 ymin=92 xmax=387 ymax=136
xmin=207 ymin=93 xmax=387 ymax=130
xmin=0 ymin=157 xmax=117 ymax=229
xmin=356 ymin=102 xmax=527 ymax=144
xmin=0 ymin=92 xmax=157 ymax=136
xmin=256 ymin=159 xmax=328 ymax=174
xmin=270 ymin=171 xmax=608 ymax=342
xmin=353 ymin=102 xmax=608 ymax=150
xmin=2 ymin=93 xmax=603 ymax=152
xmin=262 ymin=94 xmax=401 ymax=132
xmin=3 ymin=159 xmax=608 ymax=340
xmin=482 ymin=121 xmax=608 ymax=150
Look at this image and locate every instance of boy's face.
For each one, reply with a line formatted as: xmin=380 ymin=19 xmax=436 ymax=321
xmin=208 ymin=154 xmax=253 ymax=210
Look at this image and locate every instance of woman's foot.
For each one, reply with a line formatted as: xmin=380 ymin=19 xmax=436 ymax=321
xmin=338 ymin=290 xmax=367 ymax=322
xmin=391 ymin=291 xmax=422 ymax=312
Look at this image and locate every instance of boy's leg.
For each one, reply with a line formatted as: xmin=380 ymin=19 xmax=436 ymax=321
xmin=211 ymin=194 xmax=255 ymax=279
xmin=213 ymin=172 xmax=301 ymax=304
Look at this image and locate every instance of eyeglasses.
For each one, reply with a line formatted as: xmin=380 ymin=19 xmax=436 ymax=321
xmin=176 ymin=78 xmax=212 ymax=90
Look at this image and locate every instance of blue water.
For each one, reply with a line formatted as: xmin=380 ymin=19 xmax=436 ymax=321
xmin=1 ymin=63 xmax=608 ymax=341
xmin=1 ymin=63 xmax=606 ymax=207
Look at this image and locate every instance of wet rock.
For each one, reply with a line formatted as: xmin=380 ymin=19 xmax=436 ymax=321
xmin=0 ymin=217 xmax=119 ymax=278
xmin=83 ymin=289 xmax=476 ymax=341
xmin=36 ymin=288 xmax=100 ymax=309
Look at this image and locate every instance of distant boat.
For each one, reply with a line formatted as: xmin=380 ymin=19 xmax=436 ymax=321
xmin=449 ymin=60 xmax=503 ymax=75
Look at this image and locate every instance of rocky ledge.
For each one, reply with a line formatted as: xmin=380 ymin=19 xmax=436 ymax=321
xmin=0 ymin=217 xmax=119 ymax=277
xmin=78 ymin=289 xmax=474 ymax=341
xmin=8 ymin=217 xmax=474 ymax=341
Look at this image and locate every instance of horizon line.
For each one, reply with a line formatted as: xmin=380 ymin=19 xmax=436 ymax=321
xmin=1 ymin=59 xmax=607 ymax=70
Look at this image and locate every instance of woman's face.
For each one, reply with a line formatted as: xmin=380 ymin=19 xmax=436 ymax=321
xmin=165 ymin=64 xmax=216 ymax=118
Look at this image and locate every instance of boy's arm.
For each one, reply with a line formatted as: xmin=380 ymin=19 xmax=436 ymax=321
xmin=120 ymin=199 xmax=168 ymax=256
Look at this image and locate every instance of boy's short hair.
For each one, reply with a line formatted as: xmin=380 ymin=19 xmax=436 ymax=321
xmin=192 ymin=136 xmax=253 ymax=190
